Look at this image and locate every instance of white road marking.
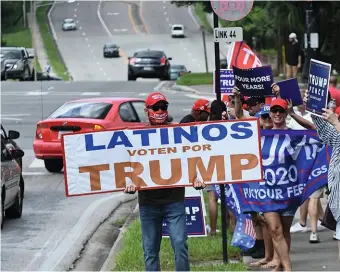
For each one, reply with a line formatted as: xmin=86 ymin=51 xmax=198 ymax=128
xmin=163 ymin=6 xmax=166 ymax=9
xmin=90 ymin=49 xmax=94 ymax=53
xmin=103 ymin=72 xmax=107 ymax=76
xmin=97 ymin=0 xmax=113 ymax=36
xmin=0 ymin=114 xmax=30 ymax=117
xmin=185 ymin=94 xmax=215 ymax=101
xmin=96 ymin=61 xmax=100 ymax=65
xmin=29 ymin=158 xmax=45 ymax=168
xmin=138 ymin=93 xmax=148 ymax=96
xmin=187 ymin=5 xmax=201 ymax=28
xmin=88 ymin=44 xmax=91 ymax=47
xmin=166 ymin=17 xmax=169 ymax=21
xmin=182 ymin=109 xmax=191 ymax=112
xmin=154 ymin=81 xmax=166 ymax=91
xmin=48 ymin=86 xmax=54 ymax=91
xmin=47 ymin=1 xmax=58 ymax=40
xmin=79 ymin=26 xmax=82 ymax=30
xmin=74 ymin=14 xmax=77 ymax=18
xmin=82 ymin=32 xmax=86 ymax=36
xmin=85 ymin=37 xmax=88 ymax=41
xmin=108 ymin=78 xmax=111 ymax=81
xmin=107 ymin=12 xmax=119 ymax=15
xmin=74 ymin=8 xmax=77 ymax=12
xmin=26 ymin=91 xmax=49 ymax=95
xmin=164 ymin=11 xmax=167 ymax=15
xmin=0 ymin=117 xmax=22 ymax=121
xmin=99 ymin=67 xmax=103 ymax=71
xmin=81 ymin=92 xmax=100 ymax=96
xmin=77 ymin=2 xmax=79 ymax=5
xmin=76 ymin=20 xmax=79 ymax=24
xmin=23 ymin=172 xmax=49 ymax=176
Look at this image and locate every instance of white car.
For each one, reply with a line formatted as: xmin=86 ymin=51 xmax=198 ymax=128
xmin=171 ymin=24 xmax=185 ymax=38
xmin=62 ymin=18 xmax=77 ymax=31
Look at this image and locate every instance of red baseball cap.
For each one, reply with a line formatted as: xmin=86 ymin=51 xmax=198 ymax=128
xmin=270 ymin=98 xmax=288 ymax=110
xmin=145 ymin=92 xmax=168 ymax=107
xmin=335 ymin=106 xmax=340 ymax=115
xmin=192 ymin=99 xmax=211 ymax=113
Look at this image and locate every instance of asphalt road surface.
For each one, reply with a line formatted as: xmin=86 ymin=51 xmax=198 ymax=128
xmin=0 ymin=81 xmax=214 ymax=271
xmin=49 ymin=0 xmax=226 ymax=81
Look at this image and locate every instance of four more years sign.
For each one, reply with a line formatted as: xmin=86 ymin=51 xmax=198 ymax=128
xmin=61 ymin=119 xmax=263 ymax=197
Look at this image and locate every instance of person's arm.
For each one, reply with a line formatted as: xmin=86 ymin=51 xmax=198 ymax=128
xmin=311 ymin=115 xmax=340 ymax=147
xmin=232 ymin=87 xmax=244 ymax=119
xmin=298 ymin=55 xmax=302 ymax=69
xmin=286 ymin=99 xmax=316 ymax=129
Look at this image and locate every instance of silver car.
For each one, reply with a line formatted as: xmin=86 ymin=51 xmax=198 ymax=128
xmin=62 ymin=18 xmax=77 ymax=31
xmin=1 ymin=139 xmax=25 ymax=229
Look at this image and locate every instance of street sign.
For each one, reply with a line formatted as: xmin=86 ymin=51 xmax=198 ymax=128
xmin=210 ymin=0 xmax=254 ymax=21
xmin=214 ymin=27 xmax=243 ymax=43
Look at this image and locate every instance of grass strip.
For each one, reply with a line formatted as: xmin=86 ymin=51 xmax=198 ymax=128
xmin=113 ymin=192 xmax=247 ymax=271
xmin=176 ymin=72 xmax=213 ymax=86
xmin=194 ymin=3 xmax=213 ymax=33
xmin=36 ymin=6 xmax=70 ymax=80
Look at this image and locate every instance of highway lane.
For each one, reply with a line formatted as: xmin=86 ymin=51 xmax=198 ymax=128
xmin=49 ymin=1 xmax=127 ymax=81
xmin=1 ymin=81 xmax=212 ymax=271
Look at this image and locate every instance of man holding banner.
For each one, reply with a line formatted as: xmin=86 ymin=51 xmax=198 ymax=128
xmin=124 ymin=92 xmax=205 ymax=272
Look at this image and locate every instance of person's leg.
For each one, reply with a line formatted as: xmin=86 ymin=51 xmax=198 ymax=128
xmin=163 ymin=201 xmax=190 ymax=271
xmin=308 ymin=189 xmax=324 ymax=243
xmin=292 ymin=66 xmax=298 ymax=77
xmin=228 ymin=209 xmax=236 ymax=232
xmin=207 ymin=188 xmax=218 ymax=235
xmin=318 ymin=198 xmax=325 ymax=220
xmin=336 ymin=220 xmax=340 ymax=261
xmin=290 ymin=199 xmax=309 ymax=233
xmin=251 ymin=213 xmax=265 ymax=259
xmin=139 ymin=204 xmax=163 ymax=271
xmin=264 ymin=212 xmax=291 ymax=271
xmin=286 ymin=64 xmax=293 ymax=79
xmin=281 ymin=215 xmax=294 ymax=251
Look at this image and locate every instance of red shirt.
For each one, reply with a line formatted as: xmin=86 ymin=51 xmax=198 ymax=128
xmin=329 ymin=86 xmax=340 ymax=107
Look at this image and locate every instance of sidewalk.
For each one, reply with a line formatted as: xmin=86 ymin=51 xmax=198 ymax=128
xmin=28 ymin=11 xmax=56 ymax=77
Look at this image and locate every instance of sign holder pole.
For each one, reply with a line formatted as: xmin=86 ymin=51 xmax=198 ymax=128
xmin=213 ymin=12 xmax=228 ymax=264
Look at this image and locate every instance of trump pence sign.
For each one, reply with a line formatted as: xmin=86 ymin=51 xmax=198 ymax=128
xmin=61 ymin=120 xmax=263 ymax=197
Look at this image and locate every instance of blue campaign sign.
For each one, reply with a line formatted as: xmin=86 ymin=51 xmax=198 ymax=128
xmin=306 ymin=59 xmax=332 ymax=116
xmin=277 ymin=78 xmax=303 ymax=106
xmin=214 ymin=69 xmax=234 ymax=94
xmin=162 ymin=196 xmax=207 ymax=237
xmin=231 ymin=129 xmax=330 ymax=213
xmin=232 ymin=65 xmax=274 ymax=97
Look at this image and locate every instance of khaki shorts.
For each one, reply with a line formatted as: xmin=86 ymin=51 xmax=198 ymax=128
xmin=309 ymin=187 xmax=324 ymax=199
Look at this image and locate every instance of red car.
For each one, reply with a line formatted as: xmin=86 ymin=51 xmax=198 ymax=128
xmin=33 ymin=97 xmax=149 ymax=173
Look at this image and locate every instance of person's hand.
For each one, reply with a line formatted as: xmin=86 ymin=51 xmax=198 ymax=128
xmin=271 ymin=83 xmax=280 ymax=97
xmin=222 ymin=111 xmax=228 ymax=120
xmin=322 ymin=108 xmax=340 ymax=126
xmin=286 ymin=99 xmax=295 ymax=115
xmin=227 ymin=107 xmax=236 ymax=118
xmin=232 ymin=87 xmax=241 ymax=96
xmin=193 ymin=177 xmax=206 ymax=190
xmin=297 ymin=63 xmax=301 ymax=69
xmin=303 ymin=89 xmax=309 ymax=104
xmin=124 ymin=184 xmax=137 ymax=194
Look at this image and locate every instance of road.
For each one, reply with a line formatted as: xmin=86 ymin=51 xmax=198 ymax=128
xmin=0 ymin=81 xmax=213 ymax=271
xmin=49 ymin=0 xmax=226 ymax=81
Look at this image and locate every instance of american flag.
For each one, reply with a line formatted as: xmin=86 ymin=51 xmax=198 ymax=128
xmin=244 ymin=217 xmax=257 ymax=239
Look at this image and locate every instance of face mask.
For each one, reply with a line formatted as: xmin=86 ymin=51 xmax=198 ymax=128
xmin=148 ymin=110 xmax=168 ymax=125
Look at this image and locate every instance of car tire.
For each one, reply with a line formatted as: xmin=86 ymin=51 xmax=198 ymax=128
xmin=6 ymin=177 xmax=24 ymax=219
xmin=128 ymin=74 xmax=136 ymax=81
xmin=44 ymin=159 xmax=63 ymax=173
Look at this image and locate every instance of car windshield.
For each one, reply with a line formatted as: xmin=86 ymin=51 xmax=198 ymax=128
xmin=105 ymin=44 xmax=117 ymax=48
xmin=1 ymin=50 xmax=22 ymax=59
xmin=171 ymin=65 xmax=186 ymax=71
xmin=64 ymin=19 xmax=74 ymax=23
xmin=135 ymin=51 xmax=164 ymax=58
xmin=48 ymin=102 xmax=113 ymax=119
xmin=173 ymin=26 xmax=183 ymax=30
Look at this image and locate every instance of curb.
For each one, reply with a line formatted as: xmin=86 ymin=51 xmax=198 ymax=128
xmin=171 ymin=83 xmax=200 ymax=94
xmin=38 ymin=193 xmax=137 ymax=271
xmin=100 ymin=204 xmax=140 ymax=271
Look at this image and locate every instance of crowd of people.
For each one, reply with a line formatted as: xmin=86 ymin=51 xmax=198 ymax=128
xmin=122 ymin=73 xmax=340 ymax=271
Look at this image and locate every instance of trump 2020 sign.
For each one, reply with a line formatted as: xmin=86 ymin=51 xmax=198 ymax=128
xmin=61 ymin=120 xmax=263 ymax=197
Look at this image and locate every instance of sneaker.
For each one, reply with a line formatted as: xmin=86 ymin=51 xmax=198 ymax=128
xmin=290 ymin=222 xmax=308 ymax=233
xmin=317 ymin=220 xmax=327 ymax=231
xmin=333 ymin=232 xmax=338 ymax=241
xmin=309 ymin=232 xmax=320 ymax=243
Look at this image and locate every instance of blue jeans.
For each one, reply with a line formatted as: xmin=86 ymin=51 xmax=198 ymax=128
xmin=139 ymin=201 xmax=190 ymax=271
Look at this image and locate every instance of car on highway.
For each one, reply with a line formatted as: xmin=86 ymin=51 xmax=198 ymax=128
xmin=128 ymin=50 xmax=172 ymax=81
xmin=170 ymin=65 xmax=190 ymax=80
xmin=1 ymin=139 xmax=25 ymax=229
xmin=33 ymin=97 xmax=150 ymax=173
xmin=0 ymin=47 xmax=35 ymax=81
xmin=171 ymin=24 xmax=185 ymax=38
xmin=62 ymin=18 xmax=77 ymax=31
xmin=1 ymin=125 xmax=24 ymax=171
xmin=103 ymin=44 xmax=120 ymax=58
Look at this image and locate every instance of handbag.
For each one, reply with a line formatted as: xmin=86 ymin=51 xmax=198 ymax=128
xmin=321 ymin=204 xmax=337 ymax=231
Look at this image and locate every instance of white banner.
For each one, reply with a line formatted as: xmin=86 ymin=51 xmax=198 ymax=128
xmin=62 ymin=120 xmax=263 ymax=197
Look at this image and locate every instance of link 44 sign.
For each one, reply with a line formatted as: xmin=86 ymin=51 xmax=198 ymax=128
xmin=214 ymin=27 xmax=243 ymax=43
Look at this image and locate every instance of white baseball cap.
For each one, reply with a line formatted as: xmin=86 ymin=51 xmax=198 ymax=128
xmin=289 ymin=33 xmax=297 ymax=39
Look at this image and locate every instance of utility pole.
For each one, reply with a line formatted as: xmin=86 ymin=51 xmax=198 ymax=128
xmin=23 ymin=0 xmax=26 ymax=27
xmin=201 ymin=27 xmax=209 ymax=73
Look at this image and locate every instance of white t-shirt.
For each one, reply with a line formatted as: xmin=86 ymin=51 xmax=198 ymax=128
xmin=287 ymin=108 xmax=313 ymax=130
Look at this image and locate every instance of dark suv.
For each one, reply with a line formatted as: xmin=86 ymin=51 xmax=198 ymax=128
xmin=127 ymin=50 xmax=172 ymax=81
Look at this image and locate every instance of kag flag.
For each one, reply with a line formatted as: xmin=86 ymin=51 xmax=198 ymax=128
xmin=214 ymin=69 xmax=234 ymax=94
xmin=232 ymin=66 xmax=274 ymax=97
xmin=162 ymin=196 xmax=207 ymax=237
xmin=306 ymin=59 xmax=332 ymax=117
xmin=227 ymin=41 xmax=262 ymax=69
xmin=233 ymin=129 xmax=330 ymax=213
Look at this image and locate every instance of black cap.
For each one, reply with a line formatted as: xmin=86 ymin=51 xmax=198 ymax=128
xmin=245 ymin=97 xmax=265 ymax=107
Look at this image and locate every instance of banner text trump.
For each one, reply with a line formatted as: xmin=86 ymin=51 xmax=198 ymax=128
xmin=62 ymin=120 xmax=263 ymax=197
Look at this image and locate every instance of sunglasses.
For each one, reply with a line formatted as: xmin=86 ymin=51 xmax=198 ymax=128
xmin=149 ymin=104 xmax=168 ymax=111
xmin=270 ymin=108 xmax=286 ymax=114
